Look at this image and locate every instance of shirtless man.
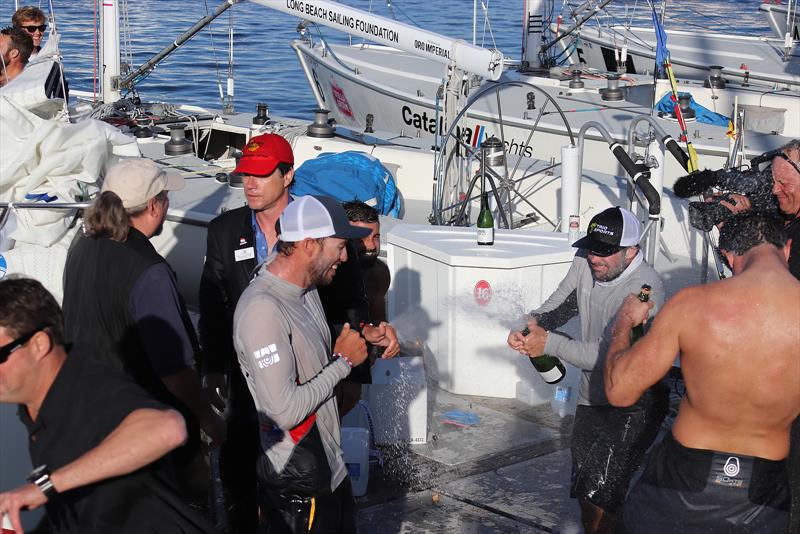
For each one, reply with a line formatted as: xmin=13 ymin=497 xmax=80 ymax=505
xmin=605 ymin=212 xmax=800 ymax=533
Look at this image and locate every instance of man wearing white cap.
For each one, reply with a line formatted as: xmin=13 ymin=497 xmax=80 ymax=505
xmin=233 ymin=195 xmax=383 ymax=533
xmin=62 ymin=158 xmax=225 ymax=501
xmin=507 ymin=206 xmax=668 ymax=534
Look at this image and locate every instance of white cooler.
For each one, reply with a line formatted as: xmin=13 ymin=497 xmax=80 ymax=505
xmin=368 ymin=356 xmax=427 ymax=445
xmin=387 ymin=224 xmax=575 ymax=399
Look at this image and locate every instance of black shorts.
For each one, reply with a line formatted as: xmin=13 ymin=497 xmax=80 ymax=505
xmin=570 ymin=385 xmax=668 ymax=512
xmin=621 ymin=433 xmax=789 ymax=534
xmin=259 ymin=476 xmax=356 ymax=534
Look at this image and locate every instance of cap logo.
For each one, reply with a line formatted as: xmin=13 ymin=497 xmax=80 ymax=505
xmin=590 ymin=223 xmax=615 ymax=237
xmin=246 ymin=141 xmax=262 ymax=152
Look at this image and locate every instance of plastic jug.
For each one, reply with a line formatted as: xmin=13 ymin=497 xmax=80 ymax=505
xmin=341 ymin=427 xmax=370 ymax=497
xmin=550 ymin=363 xmax=580 ymax=417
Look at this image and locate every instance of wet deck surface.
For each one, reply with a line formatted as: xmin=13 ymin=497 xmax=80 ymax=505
xmin=353 ymin=389 xmax=582 ymax=533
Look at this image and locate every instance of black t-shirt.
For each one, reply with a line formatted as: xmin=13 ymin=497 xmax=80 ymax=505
xmin=18 ymin=346 xmax=213 ymax=534
xmin=318 ymin=241 xmax=373 ymax=383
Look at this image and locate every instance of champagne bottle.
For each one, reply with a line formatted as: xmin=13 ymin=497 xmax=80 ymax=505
xmin=477 ymin=192 xmax=494 ymax=245
xmin=630 ymin=284 xmax=652 ymax=343
xmin=521 ymin=326 xmax=566 ymax=384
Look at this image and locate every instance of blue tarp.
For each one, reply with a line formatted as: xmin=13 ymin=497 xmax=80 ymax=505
xmin=655 ymin=92 xmax=731 ymax=128
xmin=291 ymin=151 xmax=401 ymax=217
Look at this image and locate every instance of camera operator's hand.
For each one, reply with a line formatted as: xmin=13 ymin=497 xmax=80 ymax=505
xmin=719 ymin=193 xmax=752 ymax=214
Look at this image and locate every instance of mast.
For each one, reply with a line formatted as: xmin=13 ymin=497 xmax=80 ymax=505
xmin=101 ymin=0 xmax=121 ymax=103
xmin=252 ymin=0 xmax=504 ymax=81
xmin=522 ymin=0 xmax=545 ymax=70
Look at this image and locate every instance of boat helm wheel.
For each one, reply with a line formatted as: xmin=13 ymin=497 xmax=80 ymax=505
xmin=432 ymin=80 xmax=574 ymax=231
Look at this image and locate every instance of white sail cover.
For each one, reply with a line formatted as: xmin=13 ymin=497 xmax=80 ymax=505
xmin=0 ymin=32 xmax=138 ymax=299
xmin=0 ymin=96 xmax=137 ymax=246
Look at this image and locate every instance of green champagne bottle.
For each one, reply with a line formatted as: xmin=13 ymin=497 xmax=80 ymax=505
xmin=630 ymin=284 xmax=652 ymax=343
xmin=477 ymin=192 xmax=494 ymax=245
xmin=521 ymin=326 xmax=566 ymax=384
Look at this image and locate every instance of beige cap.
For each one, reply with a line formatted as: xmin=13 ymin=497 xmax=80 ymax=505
xmin=102 ymin=158 xmax=185 ymax=209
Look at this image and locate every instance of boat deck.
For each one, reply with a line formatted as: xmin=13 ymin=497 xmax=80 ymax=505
xmin=354 ymin=384 xmax=582 ymax=533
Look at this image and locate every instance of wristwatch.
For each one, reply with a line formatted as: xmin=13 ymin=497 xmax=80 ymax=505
xmin=28 ymin=464 xmax=58 ymax=499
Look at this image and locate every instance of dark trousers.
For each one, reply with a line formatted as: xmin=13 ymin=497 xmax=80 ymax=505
xmin=789 ymin=417 xmax=800 ymax=534
xmin=220 ymin=413 xmax=261 ymax=533
xmin=259 ymin=477 xmax=356 ymax=534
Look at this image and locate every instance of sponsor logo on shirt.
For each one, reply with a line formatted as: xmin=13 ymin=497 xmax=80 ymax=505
xmin=254 ymin=344 xmax=281 ymax=369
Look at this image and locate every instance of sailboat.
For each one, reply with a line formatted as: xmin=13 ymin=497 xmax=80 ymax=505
xmin=552 ymin=0 xmax=798 ymax=89
xmin=759 ymin=0 xmax=798 ymax=41
xmin=0 ymin=1 xmax=782 ymax=529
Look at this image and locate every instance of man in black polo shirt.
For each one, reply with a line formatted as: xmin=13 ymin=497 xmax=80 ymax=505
xmin=0 ymin=278 xmax=213 ymax=533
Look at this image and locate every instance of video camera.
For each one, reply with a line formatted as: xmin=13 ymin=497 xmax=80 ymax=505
xmin=673 ymin=152 xmax=779 ymax=231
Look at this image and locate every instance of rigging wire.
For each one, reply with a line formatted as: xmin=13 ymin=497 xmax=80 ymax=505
xmin=203 ymin=0 xmax=226 ymax=110
xmin=479 ymin=0 xmax=498 ymax=50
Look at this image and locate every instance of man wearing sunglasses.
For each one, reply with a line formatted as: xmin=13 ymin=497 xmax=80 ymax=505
xmin=507 ymin=206 xmax=668 ymax=534
xmin=606 ymin=213 xmax=799 ymax=533
xmin=0 ymin=278 xmax=215 ymax=533
xmin=0 ymin=26 xmax=32 ymax=87
xmin=11 ymin=6 xmax=46 ymax=58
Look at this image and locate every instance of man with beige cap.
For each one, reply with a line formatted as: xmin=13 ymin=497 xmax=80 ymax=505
xmin=62 ymin=158 xmax=225 ymax=502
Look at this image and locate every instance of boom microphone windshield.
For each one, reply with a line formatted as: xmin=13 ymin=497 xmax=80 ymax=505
xmin=673 ymin=169 xmax=720 ymax=198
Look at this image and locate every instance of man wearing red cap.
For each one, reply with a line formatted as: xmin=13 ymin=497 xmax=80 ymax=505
xmin=198 ymin=133 xmax=296 ymax=532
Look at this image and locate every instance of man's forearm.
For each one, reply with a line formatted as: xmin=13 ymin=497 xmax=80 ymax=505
xmin=604 ymin=317 xmax=637 ymax=406
xmin=51 ymin=408 xmax=186 ymax=494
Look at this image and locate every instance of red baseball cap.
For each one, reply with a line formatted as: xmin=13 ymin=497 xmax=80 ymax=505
xmin=233 ymin=133 xmax=294 ymax=177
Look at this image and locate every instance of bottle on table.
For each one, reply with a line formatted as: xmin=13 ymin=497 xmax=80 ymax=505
xmin=477 ymin=192 xmax=494 ymax=246
xmin=630 ymin=284 xmax=652 ymax=343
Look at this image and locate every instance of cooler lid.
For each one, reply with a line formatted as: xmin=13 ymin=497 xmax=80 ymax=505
xmin=387 ymin=223 xmax=576 ymax=268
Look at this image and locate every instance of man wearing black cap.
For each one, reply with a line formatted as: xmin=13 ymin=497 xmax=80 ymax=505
xmin=507 ymin=206 xmax=668 ymax=534
xmin=233 ymin=195 xmax=381 ymax=533
xmin=198 ymin=132 xmax=296 ymax=532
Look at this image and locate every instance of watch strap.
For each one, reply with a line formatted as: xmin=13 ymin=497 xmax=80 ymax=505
xmin=28 ymin=464 xmax=57 ymax=499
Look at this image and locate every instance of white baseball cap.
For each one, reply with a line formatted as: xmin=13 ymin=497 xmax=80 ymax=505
xmin=278 ymin=196 xmax=371 ymax=242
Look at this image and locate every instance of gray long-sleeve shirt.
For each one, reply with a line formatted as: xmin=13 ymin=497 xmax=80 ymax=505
xmin=532 ymin=250 xmax=665 ymax=407
xmin=233 ymin=265 xmax=351 ymax=493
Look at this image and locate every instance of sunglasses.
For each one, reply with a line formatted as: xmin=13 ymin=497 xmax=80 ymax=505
xmin=753 ymin=149 xmax=800 ymax=176
xmin=20 ymin=24 xmax=47 ymax=33
xmin=774 ymin=152 xmax=800 ymax=177
xmin=587 ymin=247 xmax=622 ymax=258
xmin=0 ymin=329 xmax=41 ymax=364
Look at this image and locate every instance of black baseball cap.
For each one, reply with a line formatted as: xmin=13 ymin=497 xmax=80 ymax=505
xmin=572 ymin=207 xmax=640 ymax=256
